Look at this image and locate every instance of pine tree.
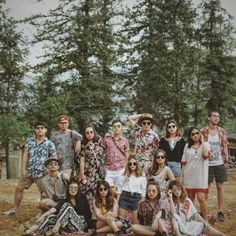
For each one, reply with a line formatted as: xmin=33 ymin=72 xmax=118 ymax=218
xmin=0 ymin=2 xmax=30 ymax=178
xmin=197 ymin=0 xmax=236 ymax=121
xmin=26 ymin=0 xmax=120 ymax=133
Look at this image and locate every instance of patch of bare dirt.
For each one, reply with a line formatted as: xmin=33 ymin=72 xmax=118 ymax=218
xmin=0 ymin=169 xmax=236 ymax=236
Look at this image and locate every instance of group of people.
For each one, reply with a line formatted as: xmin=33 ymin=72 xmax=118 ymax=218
xmin=2 ymin=111 xmax=228 ymax=236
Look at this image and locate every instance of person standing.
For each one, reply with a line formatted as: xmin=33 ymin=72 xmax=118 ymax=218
xmin=51 ymin=115 xmax=82 ymax=175
xmin=159 ymin=120 xmax=185 ymax=179
xmin=128 ymin=113 xmax=159 ymax=174
xmin=201 ymin=111 xmax=229 ymax=222
xmin=102 ymin=119 xmax=129 ymax=191
xmin=78 ymin=123 xmax=105 ymax=206
xmin=3 ymin=121 xmax=56 ymax=216
xmin=181 ymin=127 xmax=210 ymax=220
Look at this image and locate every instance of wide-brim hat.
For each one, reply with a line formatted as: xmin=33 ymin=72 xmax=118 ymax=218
xmin=44 ymin=156 xmax=62 ymax=168
xmin=138 ymin=113 xmax=155 ymax=123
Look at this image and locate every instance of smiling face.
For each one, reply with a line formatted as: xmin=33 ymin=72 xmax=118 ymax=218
xmin=85 ymin=127 xmax=94 ymax=142
xmin=47 ymin=160 xmax=60 ymax=172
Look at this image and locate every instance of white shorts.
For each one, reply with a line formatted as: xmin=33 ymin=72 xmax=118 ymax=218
xmin=105 ymin=168 xmax=125 ymax=189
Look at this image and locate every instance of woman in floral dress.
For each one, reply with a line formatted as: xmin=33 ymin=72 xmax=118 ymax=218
xmin=78 ymin=123 xmax=106 ymax=206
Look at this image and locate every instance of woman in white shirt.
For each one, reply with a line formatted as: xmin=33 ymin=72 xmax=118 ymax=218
xmin=118 ymin=156 xmax=147 ymax=223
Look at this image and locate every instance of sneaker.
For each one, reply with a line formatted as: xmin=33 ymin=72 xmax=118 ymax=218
xmin=3 ymin=208 xmax=17 ymax=216
xmin=217 ymin=211 xmax=225 ymax=222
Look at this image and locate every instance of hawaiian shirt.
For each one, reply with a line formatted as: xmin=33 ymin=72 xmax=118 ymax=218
xmin=134 ymin=124 xmax=159 ymax=165
xmin=103 ymin=135 xmax=129 ymax=171
xmin=138 ymin=199 xmax=160 ymax=226
xmin=51 ymin=130 xmax=82 ymax=170
xmin=25 ymin=137 xmax=56 ymax=178
xmin=200 ymin=126 xmax=228 ymax=160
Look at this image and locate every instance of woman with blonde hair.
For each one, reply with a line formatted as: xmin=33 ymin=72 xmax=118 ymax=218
xmin=118 ymin=156 xmax=147 ymax=224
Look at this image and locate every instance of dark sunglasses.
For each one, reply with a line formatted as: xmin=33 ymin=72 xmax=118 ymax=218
xmin=86 ymin=131 xmax=94 ymax=135
xmin=36 ymin=126 xmax=45 ymax=130
xmin=156 ymin=155 xmax=165 ymax=160
xmin=99 ymin=187 xmax=108 ymax=192
xmin=168 ymin=125 xmax=176 ymax=129
xmin=142 ymin=121 xmax=151 ymax=126
xmin=191 ymin=131 xmax=200 ymax=136
xmin=128 ymin=162 xmax=137 ymax=166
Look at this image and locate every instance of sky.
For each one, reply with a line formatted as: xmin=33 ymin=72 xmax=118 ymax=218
xmin=4 ymin=0 xmax=236 ymax=66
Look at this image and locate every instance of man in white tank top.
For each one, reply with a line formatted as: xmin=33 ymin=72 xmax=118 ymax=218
xmin=200 ymin=111 xmax=228 ymax=222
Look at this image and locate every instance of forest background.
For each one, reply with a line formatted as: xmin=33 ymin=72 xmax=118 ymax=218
xmin=1 ymin=0 xmax=236 ymax=178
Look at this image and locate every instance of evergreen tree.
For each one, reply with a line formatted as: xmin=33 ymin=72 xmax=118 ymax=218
xmin=0 ymin=1 xmax=30 ymax=178
xmin=197 ymin=0 xmax=236 ymax=121
xmin=26 ymin=0 xmax=119 ymax=134
xmin=121 ymin=0 xmax=198 ymax=128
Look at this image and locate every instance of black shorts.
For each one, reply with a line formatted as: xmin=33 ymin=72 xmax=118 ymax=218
xmin=208 ymin=164 xmax=228 ymax=183
xmin=118 ymin=191 xmax=141 ymax=211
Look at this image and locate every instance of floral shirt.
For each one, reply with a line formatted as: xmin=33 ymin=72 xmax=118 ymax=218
xmin=25 ymin=137 xmax=56 ymax=178
xmin=103 ymin=136 xmax=129 ymax=171
xmin=138 ymin=199 xmax=160 ymax=226
xmin=200 ymin=126 xmax=228 ymax=162
xmin=134 ymin=124 xmax=159 ymax=171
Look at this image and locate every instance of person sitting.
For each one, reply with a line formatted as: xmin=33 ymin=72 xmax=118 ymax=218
xmin=23 ymin=179 xmax=91 ymax=236
xmin=91 ymin=180 xmax=124 ymax=236
xmin=39 ymin=156 xmax=69 ymax=211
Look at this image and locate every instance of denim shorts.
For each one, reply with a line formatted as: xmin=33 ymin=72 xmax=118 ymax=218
xmin=209 ymin=164 xmax=228 ymax=183
xmin=118 ymin=191 xmax=141 ymax=211
xmin=167 ymin=161 xmax=181 ymax=177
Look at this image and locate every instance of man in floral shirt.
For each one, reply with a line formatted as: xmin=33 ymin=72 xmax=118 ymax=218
xmin=200 ymin=111 xmax=228 ymax=222
xmin=3 ymin=121 xmax=56 ymax=216
xmin=128 ymin=113 xmax=159 ymax=174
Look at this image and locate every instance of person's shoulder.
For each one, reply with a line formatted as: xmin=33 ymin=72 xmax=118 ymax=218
xmin=217 ymin=126 xmax=226 ymax=133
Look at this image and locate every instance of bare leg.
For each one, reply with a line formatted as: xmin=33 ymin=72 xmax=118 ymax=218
xmin=118 ymin=208 xmax=127 ymax=219
xmin=131 ymin=209 xmax=139 ymax=224
xmin=197 ymin=192 xmax=208 ymax=220
xmin=132 ymin=225 xmax=155 ymax=236
xmin=13 ymin=185 xmax=24 ymax=211
xmin=216 ymin=182 xmax=224 ymax=212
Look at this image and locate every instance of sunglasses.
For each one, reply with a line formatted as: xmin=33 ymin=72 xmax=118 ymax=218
xmin=99 ymin=187 xmax=108 ymax=192
xmin=49 ymin=161 xmax=58 ymax=166
xmin=156 ymin=155 xmax=165 ymax=160
xmin=142 ymin=121 xmax=151 ymax=126
xmin=191 ymin=131 xmax=200 ymax=136
xmin=86 ymin=131 xmax=94 ymax=135
xmin=128 ymin=162 xmax=137 ymax=166
xmin=168 ymin=125 xmax=176 ymax=129
xmin=36 ymin=126 xmax=45 ymax=130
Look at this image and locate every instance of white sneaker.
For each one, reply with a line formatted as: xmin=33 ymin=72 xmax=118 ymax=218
xmin=3 ymin=208 xmax=17 ymax=216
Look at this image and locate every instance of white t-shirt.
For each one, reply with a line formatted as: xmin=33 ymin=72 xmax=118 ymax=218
xmin=208 ymin=133 xmax=223 ymax=166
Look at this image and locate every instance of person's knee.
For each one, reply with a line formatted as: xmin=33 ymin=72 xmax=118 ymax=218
xmin=15 ymin=185 xmax=24 ymax=193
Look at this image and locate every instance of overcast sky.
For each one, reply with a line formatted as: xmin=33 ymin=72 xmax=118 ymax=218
xmin=4 ymin=0 xmax=236 ymax=66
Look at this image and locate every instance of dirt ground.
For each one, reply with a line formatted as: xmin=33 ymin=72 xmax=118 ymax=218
xmin=0 ymin=169 xmax=236 ymax=236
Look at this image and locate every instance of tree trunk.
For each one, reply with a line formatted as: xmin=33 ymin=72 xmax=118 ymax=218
xmin=5 ymin=140 xmax=10 ymax=179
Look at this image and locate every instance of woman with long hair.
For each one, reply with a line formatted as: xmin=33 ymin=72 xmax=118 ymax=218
xmin=149 ymin=149 xmax=175 ymax=199
xmin=132 ymin=181 xmax=170 ymax=236
xmin=77 ymin=123 xmax=105 ymax=206
xmin=168 ymin=180 xmax=224 ymax=236
xmin=118 ymin=156 xmax=147 ymax=224
xmin=181 ymin=127 xmax=210 ymax=220
xmin=92 ymin=180 xmax=123 ymax=236
xmin=23 ymin=179 xmax=91 ymax=236
xmin=159 ymin=120 xmax=185 ymax=179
